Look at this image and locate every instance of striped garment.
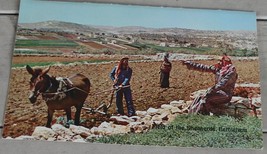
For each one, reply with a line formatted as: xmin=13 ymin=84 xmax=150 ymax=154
xmin=184 ymin=61 xmax=238 ymax=114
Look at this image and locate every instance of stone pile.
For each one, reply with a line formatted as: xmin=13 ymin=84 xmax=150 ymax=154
xmin=6 ymin=100 xmax=189 ymax=142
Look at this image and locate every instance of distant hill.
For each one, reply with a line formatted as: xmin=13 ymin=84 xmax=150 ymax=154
xmin=18 ymin=20 xmax=256 ymax=39
xmin=18 ymin=20 xmax=104 ymax=33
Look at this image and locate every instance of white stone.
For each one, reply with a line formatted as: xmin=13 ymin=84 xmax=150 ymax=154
xmin=159 ymin=110 xmax=171 ymax=120
xmin=141 ymin=115 xmax=152 ymax=121
xmin=170 ymin=100 xmax=185 ymax=108
xmin=98 ymin=127 xmax=111 ymax=135
xmin=231 ymin=96 xmax=248 ymax=102
xmin=112 ymin=124 xmax=130 ymax=134
xmin=120 ymin=115 xmax=135 ymax=122
xmin=47 ymin=137 xmax=57 ymax=141
xmin=183 ymin=101 xmax=192 ymax=109
xmin=190 ymin=89 xmax=206 ymax=99
xmin=69 ymin=125 xmax=91 ymax=138
xmin=251 ymin=97 xmax=261 ymax=107
xmin=130 ymin=116 xmax=141 ymax=122
xmin=56 ymin=136 xmax=67 ymax=141
xmin=72 ymin=135 xmax=84 ymax=140
xmin=160 ymin=104 xmax=173 ymax=110
xmin=140 ymin=115 xmax=152 ymax=127
xmin=90 ymin=127 xmax=101 ymax=135
xmin=32 ymin=126 xmax=56 ymax=140
xmin=93 ymin=122 xmax=130 ymax=135
xmin=185 ymin=100 xmax=192 ymax=105
xmin=147 ymin=107 xmax=159 ymax=115
xmin=51 ymin=124 xmax=74 ymax=138
xmin=171 ymin=107 xmax=182 ymax=114
xmin=181 ymin=107 xmax=189 ymax=113
xmin=86 ymin=134 xmax=100 ymax=142
xmin=98 ymin=121 xmax=112 ymax=128
xmin=72 ymin=138 xmax=86 ymax=143
xmin=231 ymin=98 xmax=250 ymax=108
xmin=235 ymin=83 xmax=260 ymax=88
xmin=129 ymin=122 xmax=143 ymax=127
xmin=4 ymin=137 xmax=13 ymax=140
xmin=153 ymin=121 xmax=163 ymax=125
xmin=15 ymin=135 xmax=35 ymax=140
xmin=135 ymin=111 xmax=147 ymax=117
xmin=151 ymin=115 xmax=162 ymax=122
xmin=110 ymin=116 xmax=134 ymax=125
xmin=129 ymin=122 xmax=148 ymax=133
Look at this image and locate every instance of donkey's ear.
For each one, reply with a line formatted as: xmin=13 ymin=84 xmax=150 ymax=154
xmin=41 ymin=66 xmax=51 ymax=76
xmin=26 ymin=65 xmax=34 ymax=75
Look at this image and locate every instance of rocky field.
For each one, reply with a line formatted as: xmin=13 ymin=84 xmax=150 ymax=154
xmin=2 ymin=55 xmax=260 ymax=138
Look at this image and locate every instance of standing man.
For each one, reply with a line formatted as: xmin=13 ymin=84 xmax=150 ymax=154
xmin=182 ymin=54 xmax=238 ymax=115
xmin=160 ymin=53 xmax=172 ymax=88
xmin=110 ymin=57 xmax=136 ymax=117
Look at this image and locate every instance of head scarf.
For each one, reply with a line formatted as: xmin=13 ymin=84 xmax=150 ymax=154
xmin=115 ymin=57 xmax=129 ymax=77
xmin=217 ymin=55 xmax=235 ymax=76
xmin=221 ymin=55 xmax=232 ymax=66
xmin=214 ymin=55 xmax=232 ymax=69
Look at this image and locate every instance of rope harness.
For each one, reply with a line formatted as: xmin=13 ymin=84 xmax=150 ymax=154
xmin=41 ymin=77 xmax=88 ymax=101
xmin=41 ymin=76 xmax=130 ymax=102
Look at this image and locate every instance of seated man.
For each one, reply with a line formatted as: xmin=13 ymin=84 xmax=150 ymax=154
xmin=182 ymin=55 xmax=238 ymax=115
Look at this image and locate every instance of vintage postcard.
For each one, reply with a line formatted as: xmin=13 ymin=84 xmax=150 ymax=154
xmin=3 ymin=0 xmax=262 ymax=149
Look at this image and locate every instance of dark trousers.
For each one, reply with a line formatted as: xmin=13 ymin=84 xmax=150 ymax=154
xmin=115 ymin=87 xmax=135 ymax=116
xmin=160 ymin=72 xmax=170 ymax=88
xmin=203 ymin=90 xmax=231 ymax=115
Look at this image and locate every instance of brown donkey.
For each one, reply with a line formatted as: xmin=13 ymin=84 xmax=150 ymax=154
xmin=26 ymin=65 xmax=90 ymax=128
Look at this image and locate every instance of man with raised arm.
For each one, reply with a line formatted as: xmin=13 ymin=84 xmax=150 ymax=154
xmin=182 ymin=54 xmax=238 ymax=115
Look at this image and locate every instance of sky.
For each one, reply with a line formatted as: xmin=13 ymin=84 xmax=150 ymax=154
xmin=18 ymin=0 xmax=257 ymax=31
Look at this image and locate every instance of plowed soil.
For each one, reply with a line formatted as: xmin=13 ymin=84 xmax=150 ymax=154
xmin=2 ymin=55 xmax=260 ymax=138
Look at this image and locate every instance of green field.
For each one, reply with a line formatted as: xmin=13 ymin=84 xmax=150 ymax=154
xmin=15 ymin=39 xmax=79 ymax=47
xmin=14 ymin=49 xmax=63 ymax=55
xmin=96 ymin=115 xmax=262 ymax=149
xmin=124 ymin=42 xmax=258 ymax=57
xmin=11 ymin=59 xmax=112 ymax=68
xmin=15 ymin=39 xmax=258 ymax=57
